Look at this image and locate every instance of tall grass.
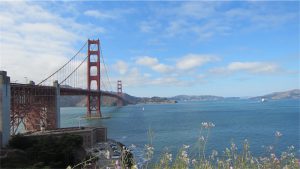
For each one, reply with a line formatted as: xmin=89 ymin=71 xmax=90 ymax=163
xmin=142 ymin=122 xmax=299 ymax=169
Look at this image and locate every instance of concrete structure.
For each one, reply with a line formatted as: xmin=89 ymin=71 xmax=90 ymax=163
xmin=53 ymin=81 xmax=60 ymax=128
xmin=24 ymin=127 xmax=107 ymax=148
xmin=0 ymin=71 xmax=11 ymax=148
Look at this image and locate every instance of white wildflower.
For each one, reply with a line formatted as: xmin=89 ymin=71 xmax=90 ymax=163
xmin=281 ymin=152 xmax=287 ymax=160
xmin=275 ymin=131 xmax=282 ymax=137
xmin=144 ymin=144 xmax=154 ymax=161
xmin=201 ymin=122 xmax=215 ymax=128
xmin=231 ymin=143 xmax=237 ymax=151
xmin=288 ymin=152 xmax=295 ymax=158
xmin=201 ymin=122 xmax=208 ymax=128
xmin=166 ymin=152 xmax=172 ymax=162
xmin=198 ymin=136 xmax=205 ymax=142
xmin=225 ymin=148 xmax=230 ymax=154
xmin=209 ymin=122 xmax=215 ymax=128
xmin=129 ymin=144 xmax=136 ymax=149
xmin=183 ymin=144 xmax=190 ymax=149
xmin=180 ymin=149 xmax=190 ymax=165
xmin=288 ymin=145 xmax=295 ymax=151
xmin=211 ymin=150 xmax=218 ymax=159
xmin=274 ymin=157 xmax=279 ymax=163
xmin=181 ymin=150 xmax=188 ymax=158
xmin=268 ymin=146 xmax=274 ymax=151
xmin=270 ymin=153 xmax=276 ymax=159
xmin=192 ymin=159 xmax=197 ymax=165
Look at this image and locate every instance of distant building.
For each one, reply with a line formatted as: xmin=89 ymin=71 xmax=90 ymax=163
xmin=24 ymin=127 xmax=107 ymax=148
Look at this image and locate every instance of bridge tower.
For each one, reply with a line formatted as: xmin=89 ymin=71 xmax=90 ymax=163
xmin=117 ymin=80 xmax=123 ymax=106
xmin=87 ymin=39 xmax=101 ymax=118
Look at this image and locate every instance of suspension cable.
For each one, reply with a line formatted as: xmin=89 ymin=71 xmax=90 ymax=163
xmin=59 ymin=42 xmax=96 ymax=87
xmin=59 ymin=56 xmax=88 ymax=85
xmin=38 ymin=41 xmax=88 ymax=85
xmin=100 ymin=46 xmax=113 ymax=91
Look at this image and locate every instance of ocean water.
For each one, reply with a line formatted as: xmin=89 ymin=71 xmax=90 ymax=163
xmin=61 ymin=99 xmax=300 ymax=164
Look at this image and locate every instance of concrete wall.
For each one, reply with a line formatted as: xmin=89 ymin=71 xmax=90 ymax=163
xmin=0 ymin=71 xmax=11 ymax=148
xmin=96 ymin=128 xmax=107 ymax=142
xmin=53 ymin=81 xmax=60 ymax=128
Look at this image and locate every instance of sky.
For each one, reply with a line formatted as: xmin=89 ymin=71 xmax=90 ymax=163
xmin=0 ymin=1 xmax=299 ymax=97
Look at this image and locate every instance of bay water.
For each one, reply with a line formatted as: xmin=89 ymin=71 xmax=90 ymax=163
xmin=61 ymin=99 xmax=300 ymax=165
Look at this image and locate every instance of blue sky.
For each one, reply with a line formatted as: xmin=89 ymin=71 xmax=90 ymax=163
xmin=0 ymin=1 xmax=299 ymax=97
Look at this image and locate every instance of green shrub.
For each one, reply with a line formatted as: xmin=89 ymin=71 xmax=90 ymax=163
xmin=9 ymin=134 xmax=36 ymax=150
xmin=2 ymin=134 xmax=84 ymax=169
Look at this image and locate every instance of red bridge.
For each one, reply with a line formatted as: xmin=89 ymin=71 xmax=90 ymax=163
xmin=0 ymin=39 xmax=126 ymax=137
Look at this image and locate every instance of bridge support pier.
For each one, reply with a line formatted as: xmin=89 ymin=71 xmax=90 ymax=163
xmin=87 ymin=39 xmax=101 ymax=118
xmin=0 ymin=71 xmax=11 ymax=148
xmin=117 ymin=80 xmax=123 ymax=107
xmin=53 ymin=81 xmax=60 ymax=128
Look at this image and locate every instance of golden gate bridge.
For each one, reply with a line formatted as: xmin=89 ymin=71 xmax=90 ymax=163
xmin=0 ymin=39 xmax=126 ymax=137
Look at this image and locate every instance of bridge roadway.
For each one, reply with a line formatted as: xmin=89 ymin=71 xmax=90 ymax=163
xmin=10 ymin=83 xmax=125 ymax=102
xmin=60 ymin=87 xmax=124 ymax=100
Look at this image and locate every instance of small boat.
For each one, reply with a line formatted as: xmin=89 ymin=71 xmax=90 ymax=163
xmin=261 ymin=98 xmax=266 ymax=102
xmin=142 ymin=107 xmax=145 ymax=111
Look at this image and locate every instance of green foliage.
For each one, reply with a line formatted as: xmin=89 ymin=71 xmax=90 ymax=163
xmin=9 ymin=134 xmax=37 ymax=150
xmin=0 ymin=149 xmax=31 ymax=168
xmin=121 ymin=149 xmax=135 ymax=168
xmin=1 ymin=134 xmax=83 ymax=169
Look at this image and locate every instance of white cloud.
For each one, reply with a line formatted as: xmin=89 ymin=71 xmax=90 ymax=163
xmin=111 ymin=67 xmax=186 ymax=88
xmin=135 ymin=56 xmax=173 ymax=73
xmin=84 ymin=8 xmax=135 ymax=20
xmin=140 ymin=2 xmax=297 ymax=40
xmin=165 ymin=20 xmax=189 ymax=37
xmin=0 ymin=1 xmax=104 ymax=84
xmin=113 ymin=60 xmax=128 ymax=75
xmin=84 ymin=10 xmax=116 ymax=19
xmin=178 ymin=1 xmax=219 ymax=19
xmin=209 ymin=61 xmax=279 ymax=74
xmin=112 ymin=54 xmax=217 ymax=88
xmin=136 ymin=56 xmax=158 ymax=66
xmin=150 ymin=77 xmax=180 ymax=85
xmin=152 ymin=64 xmax=173 ymax=73
xmin=176 ymin=54 xmax=219 ymax=70
xmin=228 ymin=62 xmax=277 ymax=73
xmin=139 ymin=21 xmax=161 ymax=33
xmin=113 ymin=67 xmax=148 ymax=87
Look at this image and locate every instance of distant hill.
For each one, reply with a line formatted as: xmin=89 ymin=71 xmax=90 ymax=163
xmin=170 ymin=95 xmax=240 ymax=101
xmin=171 ymin=95 xmax=223 ymax=101
xmin=60 ymin=93 xmax=177 ymax=107
xmin=250 ymin=89 xmax=300 ymax=100
xmin=60 ymin=89 xmax=300 ymax=107
xmin=60 ymin=95 xmax=121 ymax=107
xmin=170 ymin=90 xmax=300 ymax=101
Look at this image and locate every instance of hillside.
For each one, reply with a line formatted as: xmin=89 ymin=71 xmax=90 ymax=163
xmin=171 ymin=90 xmax=300 ymax=101
xmin=60 ymin=89 xmax=300 ymax=107
xmin=170 ymin=95 xmax=239 ymax=101
xmin=250 ymin=89 xmax=300 ymax=100
xmin=60 ymin=95 xmax=118 ymax=107
xmin=60 ymin=93 xmax=177 ymax=107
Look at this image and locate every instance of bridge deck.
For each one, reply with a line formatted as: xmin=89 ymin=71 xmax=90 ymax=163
xmin=10 ymin=83 xmax=125 ymax=101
